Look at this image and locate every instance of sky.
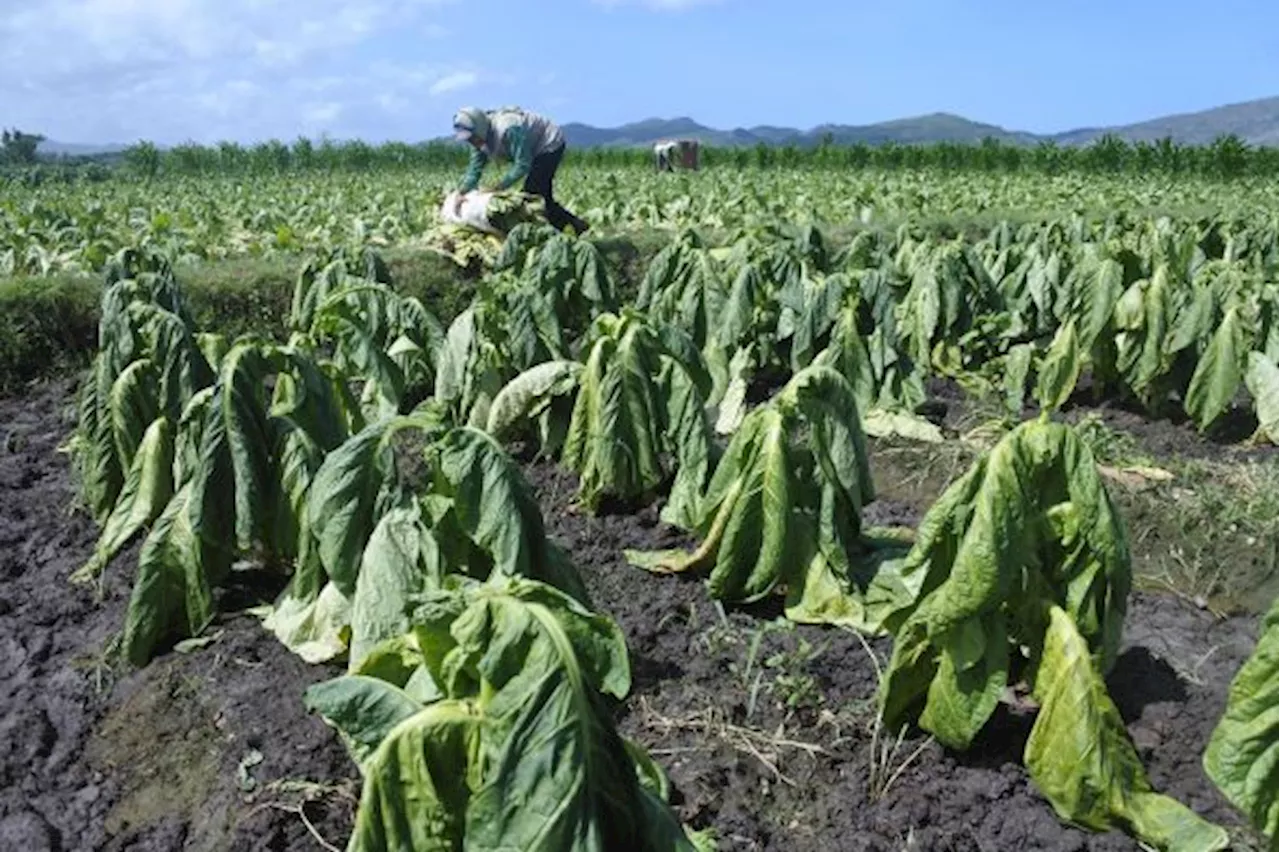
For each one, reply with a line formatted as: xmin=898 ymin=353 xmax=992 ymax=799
xmin=3 ymin=0 xmax=1277 ymax=146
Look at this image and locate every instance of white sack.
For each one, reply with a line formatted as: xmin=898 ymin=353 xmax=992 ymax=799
xmin=439 ymin=190 xmax=502 ymax=236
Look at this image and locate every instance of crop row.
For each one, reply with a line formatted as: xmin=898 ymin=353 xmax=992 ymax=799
xmin=3 ymin=166 xmax=1276 ymax=276
xmin=66 ymin=216 xmax=1277 ymax=850
xmin=7 ymin=133 xmax=1277 ymax=185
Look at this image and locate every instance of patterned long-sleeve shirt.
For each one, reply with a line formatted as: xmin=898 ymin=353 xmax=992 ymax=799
xmin=459 ymin=108 xmax=566 ymax=192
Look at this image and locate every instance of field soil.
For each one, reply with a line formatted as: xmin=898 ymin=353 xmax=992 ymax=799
xmin=0 ymin=375 xmax=1272 ymax=852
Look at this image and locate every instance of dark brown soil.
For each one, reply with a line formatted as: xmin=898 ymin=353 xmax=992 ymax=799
xmin=0 ymin=377 xmax=357 ymax=852
xmin=0 ymin=375 xmax=1272 ymax=851
xmin=525 ymin=462 xmax=1269 ymax=852
xmin=922 ymin=375 xmax=1278 ymax=465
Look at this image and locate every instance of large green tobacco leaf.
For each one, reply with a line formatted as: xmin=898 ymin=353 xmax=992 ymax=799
xmin=879 ymin=419 xmax=1132 ymax=749
xmin=788 ymin=272 xmax=849 ymax=374
xmin=133 ymin=302 xmax=216 ymax=418
xmin=809 ymin=302 xmax=876 ymax=411
xmin=173 ymin=386 xmax=216 ymax=488
xmin=72 ymin=416 xmax=174 ymax=584
xmin=562 ymin=326 xmax=663 ymax=509
xmin=780 ymin=365 xmax=888 ymax=624
xmin=281 ymin=423 xmax=591 ymax=664
xmin=74 ymin=307 xmax=192 ymax=484
xmin=307 ymin=412 xmax=444 ymax=597
xmin=636 ymin=230 xmax=726 ymax=353
xmin=788 ymin=364 xmax=875 ymax=516
xmin=629 ymin=365 xmax=898 ymax=626
xmin=1027 ymin=606 xmax=1229 ymax=852
xmin=302 ymin=674 xmax=429 ymax=769
xmin=1003 ymin=342 xmax=1036 ymax=416
xmin=626 ymin=406 xmax=795 ymax=603
xmin=561 ymin=313 xmax=712 ymax=514
xmin=433 ymin=427 xmax=592 ymax=605
xmin=1069 ymin=250 xmax=1124 ymax=352
xmin=342 ymin=701 xmax=481 ymax=850
xmin=346 ymin=502 xmax=445 ymax=672
xmin=183 ymin=385 xmax=238 ymax=572
xmin=1244 ymin=351 xmax=1279 ymax=443
xmin=783 ymin=525 xmax=915 ymax=636
xmin=1114 ymin=266 xmax=1172 ymax=406
xmin=434 ymin=305 xmax=508 ymax=428
xmin=500 ymin=281 xmax=568 ymax=371
xmin=309 ymin=282 xmax=442 ymax=419
xmin=485 ymin=359 xmax=582 ymax=444
xmin=73 ymin=356 xmax=124 ymax=523
xmin=265 ymin=350 xmax=355 ymax=573
xmin=306 ymin=577 xmax=699 ymax=851
xmin=522 ymin=232 xmax=618 ymax=327
xmin=109 ymin=358 xmax=160 ymax=474
xmin=290 ymin=247 xmax=393 ymax=332
xmin=112 ymin=379 xmax=236 ymax=666
xmin=271 ymin=348 xmax=359 ymax=454
xmin=706 ymin=407 xmax=795 ymax=602
xmin=1164 ymin=278 xmax=1216 ymax=359
xmin=75 ymin=289 xmax=208 ymax=533
xmin=1035 ymin=317 xmax=1082 ymax=413
xmin=1184 ymin=305 xmax=1246 ymax=431
xmin=219 ymin=342 xmax=277 ymax=551
xmin=121 ymin=483 xmax=221 ymax=665
xmin=658 ymin=356 xmax=716 ymax=530
xmin=1203 ymin=602 xmax=1278 ymax=848
xmin=710 ymin=344 xmax=753 ymax=435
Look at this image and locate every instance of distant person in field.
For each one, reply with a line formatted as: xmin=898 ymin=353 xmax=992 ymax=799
xmin=450 ymin=105 xmax=589 ymax=235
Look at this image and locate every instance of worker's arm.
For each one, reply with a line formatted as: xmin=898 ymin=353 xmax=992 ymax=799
xmin=458 ymin=146 xmax=488 ymax=192
xmin=493 ymin=126 xmax=534 ymax=190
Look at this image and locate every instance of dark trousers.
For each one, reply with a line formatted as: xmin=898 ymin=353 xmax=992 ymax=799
xmin=523 ymin=145 xmax=588 ymax=235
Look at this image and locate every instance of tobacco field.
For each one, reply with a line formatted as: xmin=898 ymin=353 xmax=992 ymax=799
xmin=0 ymin=160 xmax=1277 ymax=852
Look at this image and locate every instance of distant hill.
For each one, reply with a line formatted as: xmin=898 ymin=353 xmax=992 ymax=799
xmin=1049 ymin=97 xmax=1280 ymax=147
xmin=36 ymin=140 xmax=131 ymax=157
xmin=558 ymin=96 xmax=1279 ymax=149
xmin=558 ymin=112 xmax=1042 ymax=148
xmin=34 ymin=95 xmax=1278 ymax=158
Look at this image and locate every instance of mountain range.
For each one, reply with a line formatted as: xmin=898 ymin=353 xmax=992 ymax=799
xmin=557 ymin=96 xmax=1279 ymax=149
xmin=35 ymin=96 xmax=1279 ymax=156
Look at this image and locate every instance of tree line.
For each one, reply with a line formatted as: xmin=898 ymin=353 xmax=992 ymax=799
xmin=2 ymin=128 xmax=1276 ymax=185
xmin=1 ymin=129 xmax=45 ymax=166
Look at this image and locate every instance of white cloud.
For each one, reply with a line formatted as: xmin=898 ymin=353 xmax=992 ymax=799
xmin=303 ymin=102 xmax=344 ymax=127
xmin=429 ymin=71 xmax=479 ymax=96
xmin=0 ymin=0 xmax=481 ymax=144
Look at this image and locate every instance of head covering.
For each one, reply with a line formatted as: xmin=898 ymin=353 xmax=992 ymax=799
xmin=452 ymin=107 xmax=489 ymax=142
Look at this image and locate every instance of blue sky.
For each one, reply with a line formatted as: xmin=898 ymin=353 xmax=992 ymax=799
xmin=3 ymin=0 xmax=1276 ymax=145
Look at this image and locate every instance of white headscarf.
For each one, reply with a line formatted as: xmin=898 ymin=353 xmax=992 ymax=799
xmin=452 ymin=107 xmax=489 ymax=142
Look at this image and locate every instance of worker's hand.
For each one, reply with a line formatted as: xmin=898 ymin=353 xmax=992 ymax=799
xmin=451 ymin=193 xmax=465 ymax=216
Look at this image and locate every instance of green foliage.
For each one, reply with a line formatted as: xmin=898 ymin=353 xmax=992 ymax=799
xmin=3 ymin=159 xmax=1276 ymax=278
xmin=53 ymin=141 xmax=1276 ymax=851
xmin=1203 ymin=602 xmax=1278 ymax=849
xmin=304 ymin=575 xmax=707 ymax=851
xmin=0 ymin=271 xmax=100 ymax=391
xmin=1 ymin=128 xmax=44 ymax=166
xmin=625 ymin=364 xmax=911 ymax=633
xmin=875 ymin=419 xmax=1229 ymax=852
xmin=0 ymin=245 xmax=472 ymax=393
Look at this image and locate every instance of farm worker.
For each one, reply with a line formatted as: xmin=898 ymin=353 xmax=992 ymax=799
xmin=450 ymin=105 xmax=589 ymax=235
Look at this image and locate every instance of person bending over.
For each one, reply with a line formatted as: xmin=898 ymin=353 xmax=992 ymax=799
xmin=450 ymin=105 xmax=588 ymax=235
